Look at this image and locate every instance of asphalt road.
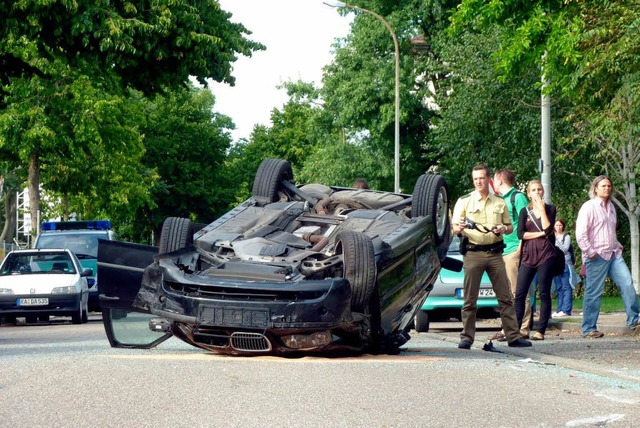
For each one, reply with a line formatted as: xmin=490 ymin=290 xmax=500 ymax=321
xmin=2 ymin=314 xmax=640 ymax=428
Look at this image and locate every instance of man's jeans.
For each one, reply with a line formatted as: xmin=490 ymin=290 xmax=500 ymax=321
xmin=582 ymin=255 xmax=640 ymax=335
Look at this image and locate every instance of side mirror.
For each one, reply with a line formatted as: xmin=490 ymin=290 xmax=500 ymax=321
xmin=81 ymin=268 xmax=94 ymax=277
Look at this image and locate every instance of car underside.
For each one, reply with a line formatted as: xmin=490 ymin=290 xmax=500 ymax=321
xmin=99 ymin=159 xmax=456 ymax=356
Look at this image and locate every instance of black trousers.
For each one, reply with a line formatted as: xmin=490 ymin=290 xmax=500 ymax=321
xmin=515 ymin=259 xmax=555 ymax=334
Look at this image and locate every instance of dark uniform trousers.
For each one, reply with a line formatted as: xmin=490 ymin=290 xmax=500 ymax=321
xmin=461 ymin=250 xmax=520 ymax=343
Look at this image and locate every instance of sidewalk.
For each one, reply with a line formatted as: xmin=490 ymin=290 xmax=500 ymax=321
xmin=543 ymin=311 xmax=639 ymax=336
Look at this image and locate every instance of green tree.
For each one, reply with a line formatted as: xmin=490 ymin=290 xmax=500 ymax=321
xmin=450 ymin=0 xmax=640 ymax=289
xmin=0 ymin=0 xmax=263 ymax=235
xmin=321 ymin=1 xmax=459 ymax=192
xmin=130 ymin=86 xmax=234 ymax=243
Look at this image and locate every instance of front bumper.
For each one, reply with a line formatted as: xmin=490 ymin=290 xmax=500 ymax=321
xmin=134 ymin=262 xmax=368 ymax=354
xmin=140 ymin=262 xmax=355 ymax=329
xmin=0 ymin=294 xmax=81 ymax=316
xmin=421 ymin=296 xmax=499 ymax=311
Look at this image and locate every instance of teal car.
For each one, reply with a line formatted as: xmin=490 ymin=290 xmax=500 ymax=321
xmin=414 ymin=235 xmax=499 ymax=332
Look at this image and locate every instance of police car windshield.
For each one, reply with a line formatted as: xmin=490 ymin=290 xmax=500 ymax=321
xmin=36 ymin=233 xmax=103 ymax=258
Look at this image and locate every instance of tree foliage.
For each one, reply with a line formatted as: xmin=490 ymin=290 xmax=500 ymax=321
xmin=0 ymin=0 xmax=263 ymax=241
xmin=130 ymin=86 xmax=234 ymax=243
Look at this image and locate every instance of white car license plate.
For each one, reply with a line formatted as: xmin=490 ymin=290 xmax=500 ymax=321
xmin=456 ymin=289 xmax=495 ymax=298
xmin=17 ymin=298 xmax=49 ymax=306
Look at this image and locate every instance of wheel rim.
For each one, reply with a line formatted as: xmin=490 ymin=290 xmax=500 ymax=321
xmin=435 ymin=187 xmax=448 ymax=238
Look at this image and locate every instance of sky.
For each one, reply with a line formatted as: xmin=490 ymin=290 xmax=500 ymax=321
xmin=210 ymin=0 xmax=352 ymax=142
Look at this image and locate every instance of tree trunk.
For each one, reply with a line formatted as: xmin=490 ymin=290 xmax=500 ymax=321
xmin=0 ymin=190 xmax=17 ymax=242
xmin=28 ymin=152 xmax=41 ymax=237
xmin=629 ymin=212 xmax=639 ymax=293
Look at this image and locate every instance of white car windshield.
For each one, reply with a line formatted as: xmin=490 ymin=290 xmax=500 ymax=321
xmin=0 ymin=252 xmax=76 ymax=275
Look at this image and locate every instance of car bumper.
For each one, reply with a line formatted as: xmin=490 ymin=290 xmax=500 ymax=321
xmin=141 ymin=262 xmax=354 ymax=328
xmin=0 ymin=294 xmax=81 ymax=316
xmin=421 ymin=296 xmax=499 ymax=310
xmin=131 ymin=262 xmax=368 ymax=354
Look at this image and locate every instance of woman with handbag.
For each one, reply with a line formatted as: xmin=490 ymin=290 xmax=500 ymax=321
xmin=552 ymin=218 xmax=576 ymax=317
xmin=513 ymin=180 xmax=557 ymax=341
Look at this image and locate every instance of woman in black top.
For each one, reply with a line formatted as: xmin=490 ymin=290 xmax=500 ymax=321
xmin=514 ymin=180 xmax=557 ymax=341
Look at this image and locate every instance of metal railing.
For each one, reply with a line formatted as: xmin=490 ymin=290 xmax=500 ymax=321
xmin=0 ymin=241 xmax=21 ymax=261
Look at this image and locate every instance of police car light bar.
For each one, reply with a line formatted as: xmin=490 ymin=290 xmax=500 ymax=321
xmin=41 ymin=220 xmax=111 ymax=231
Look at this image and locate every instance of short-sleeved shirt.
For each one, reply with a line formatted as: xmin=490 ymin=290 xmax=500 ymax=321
xmin=452 ymin=191 xmax=511 ymax=246
xmin=502 ymin=187 xmax=528 ymax=255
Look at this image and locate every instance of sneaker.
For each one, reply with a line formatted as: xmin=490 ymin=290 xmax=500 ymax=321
xmin=508 ymin=338 xmax=532 ymax=347
xmin=458 ymin=339 xmax=472 ymax=350
xmin=583 ymin=331 xmax=604 ymax=338
xmin=552 ymin=311 xmax=568 ymax=319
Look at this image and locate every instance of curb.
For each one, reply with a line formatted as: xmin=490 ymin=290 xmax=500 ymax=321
xmin=541 ymin=312 xmax=639 ymax=336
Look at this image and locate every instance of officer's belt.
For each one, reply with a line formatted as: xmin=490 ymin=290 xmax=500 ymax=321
xmin=466 ymin=241 xmax=506 ymax=253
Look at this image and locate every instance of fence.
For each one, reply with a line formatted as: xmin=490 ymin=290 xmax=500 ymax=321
xmin=0 ymin=241 xmax=21 ymax=262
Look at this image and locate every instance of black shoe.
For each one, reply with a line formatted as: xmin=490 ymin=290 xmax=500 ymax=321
xmin=458 ymin=339 xmax=472 ymax=350
xmin=508 ymin=338 xmax=532 ymax=347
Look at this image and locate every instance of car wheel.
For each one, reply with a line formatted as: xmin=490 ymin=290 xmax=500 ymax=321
xmin=158 ymin=217 xmax=194 ymax=253
xmin=336 ymin=231 xmax=377 ymax=312
xmin=81 ymin=301 xmax=89 ymax=323
xmin=251 ymin=158 xmax=294 ymax=204
xmin=412 ymin=174 xmax=450 ymax=259
xmin=414 ymin=310 xmax=430 ymax=333
xmin=71 ymin=300 xmax=83 ymax=324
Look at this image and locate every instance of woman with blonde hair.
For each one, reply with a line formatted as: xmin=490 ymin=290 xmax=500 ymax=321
xmin=514 ymin=180 xmax=557 ymax=341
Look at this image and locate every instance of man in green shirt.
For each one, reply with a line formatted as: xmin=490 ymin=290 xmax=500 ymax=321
xmin=492 ymin=169 xmax=532 ymax=339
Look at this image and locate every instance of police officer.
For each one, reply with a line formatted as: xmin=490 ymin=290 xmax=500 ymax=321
xmin=452 ymin=165 xmax=532 ymax=349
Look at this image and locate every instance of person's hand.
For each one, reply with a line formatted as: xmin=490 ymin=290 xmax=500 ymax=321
xmin=492 ymin=224 xmax=507 ymax=236
xmin=531 ymin=194 xmax=544 ymax=209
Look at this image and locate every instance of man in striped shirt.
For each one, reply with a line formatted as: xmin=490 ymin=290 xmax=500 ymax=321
xmin=576 ymin=175 xmax=640 ymax=338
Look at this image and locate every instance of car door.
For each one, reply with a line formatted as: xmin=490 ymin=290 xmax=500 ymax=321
xmin=98 ymin=240 xmax=172 ymax=348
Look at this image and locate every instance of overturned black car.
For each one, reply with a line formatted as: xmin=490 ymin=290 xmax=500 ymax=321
xmin=98 ymin=159 xmax=456 ymax=356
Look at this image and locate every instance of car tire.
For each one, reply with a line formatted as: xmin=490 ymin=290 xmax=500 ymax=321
xmin=251 ymin=159 xmax=294 ymax=204
xmin=337 ymin=231 xmax=377 ymax=312
xmin=414 ymin=310 xmax=430 ymax=333
xmin=412 ymin=174 xmax=450 ymax=260
xmin=81 ymin=301 xmax=89 ymax=323
xmin=158 ymin=217 xmax=194 ymax=254
xmin=72 ymin=301 xmax=83 ymax=324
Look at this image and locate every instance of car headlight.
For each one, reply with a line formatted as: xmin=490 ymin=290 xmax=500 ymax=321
xmin=51 ymin=286 xmax=78 ymax=294
xmin=0 ymin=288 xmax=14 ymax=295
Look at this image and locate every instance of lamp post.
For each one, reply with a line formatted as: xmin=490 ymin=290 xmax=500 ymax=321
xmin=324 ymin=2 xmax=400 ymax=192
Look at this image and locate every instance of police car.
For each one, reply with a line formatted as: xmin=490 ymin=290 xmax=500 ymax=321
xmin=34 ymin=220 xmax=116 ymax=312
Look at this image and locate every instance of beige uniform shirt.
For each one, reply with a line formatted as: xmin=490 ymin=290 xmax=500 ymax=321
xmin=452 ymin=191 xmax=511 ymax=246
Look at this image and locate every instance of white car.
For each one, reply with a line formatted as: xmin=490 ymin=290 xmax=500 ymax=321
xmin=0 ymin=249 xmax=93 ymax=325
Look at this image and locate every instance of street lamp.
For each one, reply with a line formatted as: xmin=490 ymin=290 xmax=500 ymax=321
xmin=324 ymin=1 xmax=401 ymax=193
